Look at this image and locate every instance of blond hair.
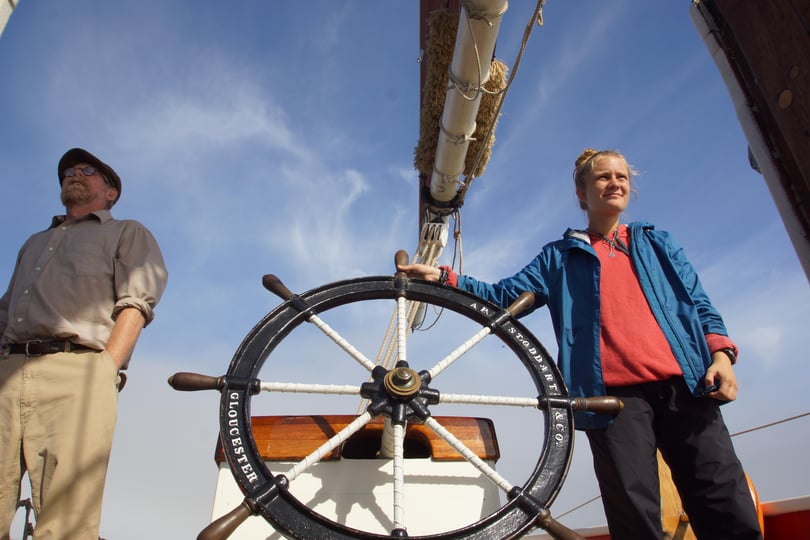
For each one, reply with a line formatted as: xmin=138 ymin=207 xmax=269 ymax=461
xmin=573 ymin=148 xmax=637 ymax=210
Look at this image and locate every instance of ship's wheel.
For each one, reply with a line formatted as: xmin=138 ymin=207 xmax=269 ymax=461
xmin=170 ymin=252 xmax=621 ymax=540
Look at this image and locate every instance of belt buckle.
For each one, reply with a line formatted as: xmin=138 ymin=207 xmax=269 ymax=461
xmin=24 ymin=340 xmax=43 ymax=357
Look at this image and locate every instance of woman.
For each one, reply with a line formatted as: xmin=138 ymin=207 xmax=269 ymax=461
xmin=399 ymin=149 xmax=762 ymax=539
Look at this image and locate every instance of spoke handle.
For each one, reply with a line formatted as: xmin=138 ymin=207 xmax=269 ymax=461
xmin=262 ymin=274 xmax=293 ymax=301
xmin=394 ymin=250 xmax=409 ymax=271
xmin=168 ymin=372 xmax=223 ymax=392
xmin=536 ymin=508 xmax=586 ymax=540
xmin=571 ymin=396 xmax=624 ymax=415
xmin=197 ymin=501 xmax=252 ymax=540
xmin=507 ymin=291 xmax=536 ymax=317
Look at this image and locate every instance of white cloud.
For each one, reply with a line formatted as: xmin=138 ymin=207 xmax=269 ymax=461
xmin=3 ymin=2 xmax=810 ymax=538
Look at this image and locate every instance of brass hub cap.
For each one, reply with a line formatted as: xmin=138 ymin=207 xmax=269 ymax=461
xmin=383 ymin=367 xmax=422 ymax=398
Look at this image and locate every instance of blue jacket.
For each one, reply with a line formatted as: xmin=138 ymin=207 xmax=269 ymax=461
xmin=457 ymin=221 xmax=730 ymax=429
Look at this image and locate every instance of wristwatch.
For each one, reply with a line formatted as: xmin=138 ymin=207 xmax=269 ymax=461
xmin=718 ymin=347 xmax=737 ymax=365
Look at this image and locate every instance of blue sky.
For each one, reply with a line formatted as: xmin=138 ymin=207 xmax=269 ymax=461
xmin=2 ymin=1 xmax=809 ymax=538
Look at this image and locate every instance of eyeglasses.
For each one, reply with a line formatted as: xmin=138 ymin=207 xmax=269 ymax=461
xmin=63 ymin=166 xmax=101 ymax=178
xmin=62 ymin=166 xmax=114 ymax=188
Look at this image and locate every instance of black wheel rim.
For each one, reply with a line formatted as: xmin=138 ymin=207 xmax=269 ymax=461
xmin=218 ymin=275 xmax=574 ymax=539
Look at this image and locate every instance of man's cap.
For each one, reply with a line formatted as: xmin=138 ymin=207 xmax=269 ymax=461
xmin=58 ymin=148 xmax=122 ymax=203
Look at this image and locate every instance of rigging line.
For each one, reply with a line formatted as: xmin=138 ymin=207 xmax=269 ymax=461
xmin=556 ymin=411 xmax=810 ymax=519
xmin=553 ymin=494 xmax=602 ymax=520
xmin=457 ymin=0 xmax=545 ymax=205
xmin=463 ymin=0 xmax=509 ymax=26
xmin=412 ymin=294 xmax=444 ymax=332
xmin=731 ymin=410 xmax=810 ymax=438
xmin=412 ymin=215 xmax=462 ymax=333
xmin=453 ymin=208 xmax=463 ymax=274
xmin=411 ymin=241 xmax=443 ymax=331
xmin=449 ymin=0 xmax=494 ymax=105
xmin=358 ymin=247 xmax=442 ymax=411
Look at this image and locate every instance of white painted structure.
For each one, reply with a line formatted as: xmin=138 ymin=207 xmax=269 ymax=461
xmin=0 ymin=0 xmax=20 ymax=39
xmin=211 ymin=457 xmax=502 ymax=538
xmin=428 ymin=0 xmax=507 ymax=204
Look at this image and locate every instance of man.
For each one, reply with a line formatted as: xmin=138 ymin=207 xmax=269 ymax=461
xmin=0 ymin=148 xmax=168 ymax=539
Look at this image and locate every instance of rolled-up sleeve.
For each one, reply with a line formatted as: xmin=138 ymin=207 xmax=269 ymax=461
xmin=112 ymin=222 xmax=168 ymax=326
xmin=0 ymin=247 xmax=26 ymax=340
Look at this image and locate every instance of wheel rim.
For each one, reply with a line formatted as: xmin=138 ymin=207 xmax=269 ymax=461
xmin=217 ymin=275 xmax=574 ymax=539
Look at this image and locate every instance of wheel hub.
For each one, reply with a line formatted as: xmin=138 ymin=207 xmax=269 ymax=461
xmin=384 ymin=367 xmax=422 ymax=398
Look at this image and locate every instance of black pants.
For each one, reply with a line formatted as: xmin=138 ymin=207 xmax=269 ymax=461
xmin=586 ymin=378 xmax=763 ymax=540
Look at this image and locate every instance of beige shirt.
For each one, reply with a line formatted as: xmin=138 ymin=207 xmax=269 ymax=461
xmin=0 ymin=210 xmax=168 ymax=353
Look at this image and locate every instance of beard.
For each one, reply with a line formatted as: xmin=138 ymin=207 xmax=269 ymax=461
xmin=60 ymin=180 xmax=95 ymax=207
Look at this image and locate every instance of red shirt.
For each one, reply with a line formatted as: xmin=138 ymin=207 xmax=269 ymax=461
xmin=591 ymin=225 xmax=684 ymax=386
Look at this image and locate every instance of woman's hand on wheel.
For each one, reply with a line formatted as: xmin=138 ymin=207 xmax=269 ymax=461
xmin=397 ymin=263 xmax=441 ymax=281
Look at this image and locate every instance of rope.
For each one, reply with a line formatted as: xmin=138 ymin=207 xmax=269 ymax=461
xmin=450 ymin=2 xmax=488 ymax=110
xmin=554 ymin=494 xmax=603 ymax=520
xmin=461 ymin=0 xmax=509 ymax=27
xmin=730 ymin=410 xmax=810 ymax=437
xmin=553 ymin=410 xmax=810 ymax=521
xmin=375 ymin=312 xmax=398 ymax=372
xmin=454 ymin=208 xmax=464 ymax=274
xmin=456 ymin=0 xmax=546 ymax=206
xmin=438 ymin=117 xmax=477 ymax=145
xmin=397 ymin=297 xmax=409 ymax=362
xmin=439 ymin=392 xmax=539 ymax=407
xmin=392 ymin=422 xmax=407 ymax=531
xmin=410 ymin=209 xmax=463 ymax=334
xmin=259 ymin=381 xmax=361 ymax=396
xmin=447 ymin=68 xmax=486 ymax=102
xmin=356 ymin=245 xmax=442 ymax=414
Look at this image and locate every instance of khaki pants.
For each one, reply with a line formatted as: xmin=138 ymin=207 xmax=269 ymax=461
xmin=0 ymin=350 xmax=119 ymax=539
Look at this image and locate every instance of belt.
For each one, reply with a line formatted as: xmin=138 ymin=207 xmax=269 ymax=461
xmin=6 ymin=340 xmax=97 ymax=356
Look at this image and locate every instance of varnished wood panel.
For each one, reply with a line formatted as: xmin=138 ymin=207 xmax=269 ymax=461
xmin=215 ymin=415 xmax=500 ymax=464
